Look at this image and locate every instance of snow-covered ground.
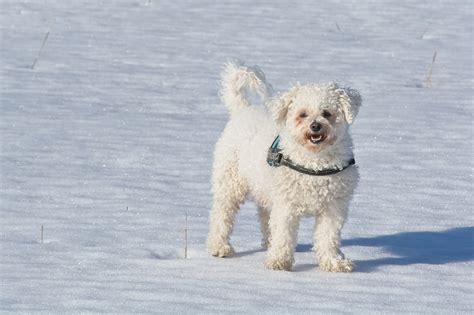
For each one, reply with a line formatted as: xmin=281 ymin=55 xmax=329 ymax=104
xmin=1 ymin=0 xmax=472 ymax=313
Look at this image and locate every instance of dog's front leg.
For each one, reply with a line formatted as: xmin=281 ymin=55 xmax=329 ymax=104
xmin=314 ymin=205 xmax=354 ymax=272
xmin=265 ymin=207 xmax=300 ymax=271
xmin=207 ymin=197 xmax=240 ymax=258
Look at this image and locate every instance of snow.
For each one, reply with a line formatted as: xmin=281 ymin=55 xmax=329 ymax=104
xmin=1 ymin=0 xmax=473 ymax=313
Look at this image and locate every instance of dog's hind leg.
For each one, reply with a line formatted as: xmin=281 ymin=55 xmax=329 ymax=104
xmin=257 ymin=206 xmax=271 ymax=249
xmin=207 ymin=156 xmax=247 ymax=258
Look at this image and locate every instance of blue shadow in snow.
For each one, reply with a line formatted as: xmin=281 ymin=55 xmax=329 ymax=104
xmin=341 ymin=226 xmax=474 ymax=272
xmin=235 ymin=227 xmax=473 ymax=273
xmin=296 ymin=244 xmax=313 ymax=252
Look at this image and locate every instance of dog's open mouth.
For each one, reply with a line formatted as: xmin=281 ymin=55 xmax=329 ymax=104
xmin=307 ymin=132 xmax=326 ymax=145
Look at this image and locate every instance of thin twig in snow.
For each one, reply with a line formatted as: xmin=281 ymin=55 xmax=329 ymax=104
xmin=31 ymin=30 xmax=50 ymax=69
xmin=184 ymin=212 xmax=188 ymax=259
xmin=425 ymin=51 xmax=437 ymax=88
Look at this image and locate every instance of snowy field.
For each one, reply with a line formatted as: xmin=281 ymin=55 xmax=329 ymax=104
xmin=1 ymin=0 xmax=473 ymax=313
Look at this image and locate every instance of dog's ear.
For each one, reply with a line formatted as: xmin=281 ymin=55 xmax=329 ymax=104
xmin=269 ymin=86 xmax=299 ymax=125
xmin=336 ymin=87 xmax=362 ymax=124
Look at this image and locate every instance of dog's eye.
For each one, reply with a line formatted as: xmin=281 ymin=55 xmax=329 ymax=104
xmin=322 ymin=110 xmax=332 ymax=119
xmin=299 ymin=112 xmax=308 ymax=118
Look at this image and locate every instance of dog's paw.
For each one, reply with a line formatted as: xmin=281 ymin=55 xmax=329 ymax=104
xmin=208 ymin=243 xmax=234 ymax=258
xmin=319 ymin=257 xmax=354 ymax=273
xmin=265 ymin=258 xmax=293 ymax=271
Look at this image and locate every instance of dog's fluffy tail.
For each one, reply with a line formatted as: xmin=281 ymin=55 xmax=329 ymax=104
xmin=220 ymin=61 xmax=273 ymax=115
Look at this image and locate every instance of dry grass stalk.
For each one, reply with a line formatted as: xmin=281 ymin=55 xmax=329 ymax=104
xmin=31 ymin=30 xmax=50 ymax=69
xmin=184 ymin=213 xmax=188 ymax=259
xmin=426 ymin=51 xmax=437 ymax=88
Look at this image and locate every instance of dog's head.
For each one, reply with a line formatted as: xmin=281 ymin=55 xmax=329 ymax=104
xmin=270 ymin=82 xmax=361 ymax=152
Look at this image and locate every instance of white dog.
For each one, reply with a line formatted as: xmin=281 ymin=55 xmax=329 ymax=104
xmin=207 ymin=61 xmax=361 ymax=272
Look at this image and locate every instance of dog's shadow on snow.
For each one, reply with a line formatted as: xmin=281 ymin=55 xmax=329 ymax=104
xmin=341 ymin=226 xmax=474 ymax=272
xmin=234 ymin=248 xmax=266 ymax=258
xmin=235 ymin=227 xmax=473 ymax=273
xmin=235 ymin=244 xmax=313 ymax=258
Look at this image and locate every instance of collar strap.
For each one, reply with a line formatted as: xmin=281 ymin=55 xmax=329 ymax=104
xmin=267 ymin=135 xmax=355 ymax=176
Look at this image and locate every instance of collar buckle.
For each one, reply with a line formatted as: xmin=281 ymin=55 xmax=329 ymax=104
xmin=267 ymin=151 xmax=283 ymax=167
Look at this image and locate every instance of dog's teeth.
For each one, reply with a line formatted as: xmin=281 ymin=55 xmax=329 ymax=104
xmin=310 ymin=134 xmax=323 ymax=144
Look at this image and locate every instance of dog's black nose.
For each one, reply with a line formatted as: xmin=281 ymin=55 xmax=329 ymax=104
xmin=310 ymin=122 xmax=322 ymax=133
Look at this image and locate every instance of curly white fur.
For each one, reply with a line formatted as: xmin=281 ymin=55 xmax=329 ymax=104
xmin=220 ymin=61 xmax=273 ymax=115
xmin=207 ymin=61 xmax=361 ymax=272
